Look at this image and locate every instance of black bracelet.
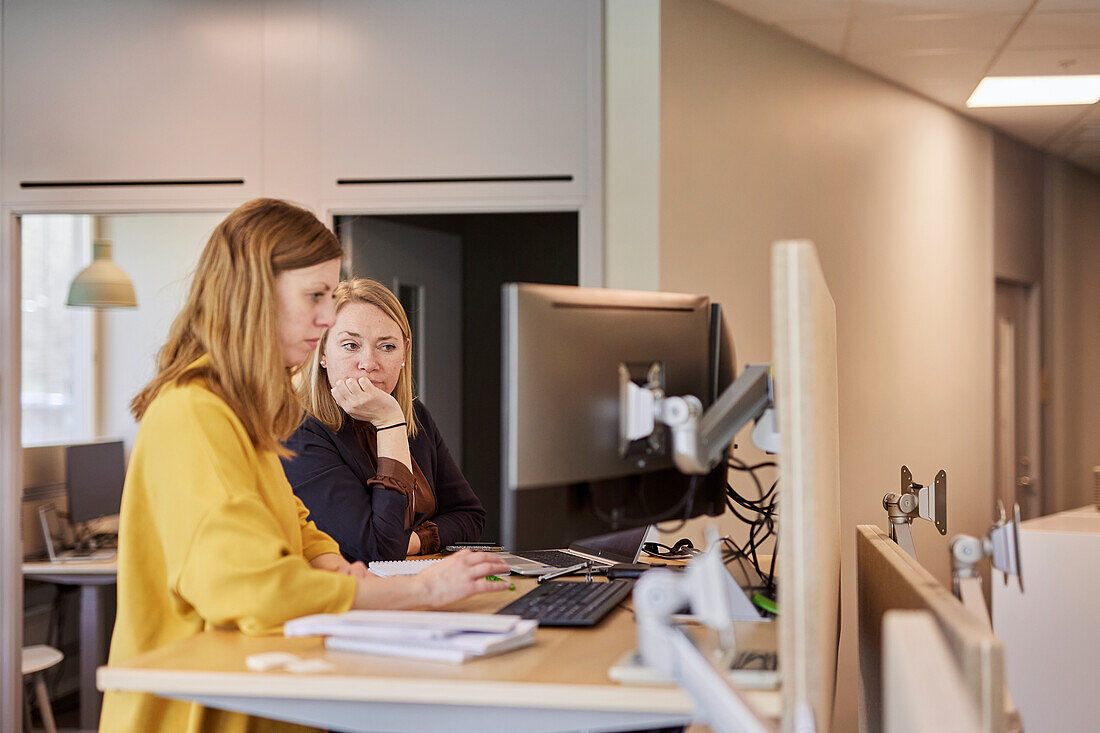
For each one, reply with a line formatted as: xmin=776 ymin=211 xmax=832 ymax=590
xmin=375 ymin=421 xmax=407 ymax=432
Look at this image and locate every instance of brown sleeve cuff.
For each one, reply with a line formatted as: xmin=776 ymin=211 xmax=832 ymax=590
xmin=414 ymin=522 xmax=441 ymax=555
xmin=373 ymin=458 xmax=416 ymax=528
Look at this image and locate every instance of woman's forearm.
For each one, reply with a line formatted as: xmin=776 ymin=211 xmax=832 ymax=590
xmin=375 ymin=428 xmax=412 ymax=471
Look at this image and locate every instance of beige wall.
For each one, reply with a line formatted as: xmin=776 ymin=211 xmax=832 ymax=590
xmin=659 ymin=2 xmax=995 ymax=730
xmin=994 ymin=132 xmax=1044 ymax=285
xmin=1044 ymin=160 xmax=1100 ymax=512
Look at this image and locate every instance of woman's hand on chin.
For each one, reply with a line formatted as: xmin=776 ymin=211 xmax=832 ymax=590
xmin=331 ymin=377 xmax=404 ymax=426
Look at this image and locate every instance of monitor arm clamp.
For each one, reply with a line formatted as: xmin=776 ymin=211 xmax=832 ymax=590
xmin=621 ymin=363 xmax=776 ymax=475
xmin=634 ymin=532 xmax=777 ymax=733
xmin=882 ymin=465 xmax=947 ymax=560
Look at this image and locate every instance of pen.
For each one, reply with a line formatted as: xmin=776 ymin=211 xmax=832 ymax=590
xmin=486 ymin=575 xmax=516 ymax=591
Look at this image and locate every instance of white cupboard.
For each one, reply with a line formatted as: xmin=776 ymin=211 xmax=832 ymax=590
xmin=2 ymin=0 xmax=599 ymax=213
xmin=1 ymin=0 xmax=266 ymax=204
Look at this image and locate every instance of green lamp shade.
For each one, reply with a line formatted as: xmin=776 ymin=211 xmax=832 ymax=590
xmin=67 ymin=240 xmax=137 ymax=308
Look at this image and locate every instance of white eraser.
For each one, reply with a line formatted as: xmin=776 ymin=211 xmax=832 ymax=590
xmin=245 ymin=651 xmax=300 ymax=671
xmin=284 ymin=658 xmax=335 ymax=674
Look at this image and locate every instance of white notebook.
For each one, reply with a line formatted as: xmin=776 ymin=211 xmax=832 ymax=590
xmin=285 ymin=610 xmax=521 ymax=637
xmin=367 ymin=558 xmax=442 ymax=577
xmin=325 ymin=620 xmax=538 ymax=663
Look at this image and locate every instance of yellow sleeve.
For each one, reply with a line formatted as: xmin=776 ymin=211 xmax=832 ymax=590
xmin=294 ymin=493 xmax=343 ymax=562
xmin=178 ymin=494 xmax=355 ymax=634
xmin=143 ymin=385 xmax=356 ymax=635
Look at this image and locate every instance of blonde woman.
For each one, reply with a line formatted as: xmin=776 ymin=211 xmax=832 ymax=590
xmin=100 ymin=201 xmax=507 ymax=733
xmin=283 ymin=278 xmax=486 ymax=562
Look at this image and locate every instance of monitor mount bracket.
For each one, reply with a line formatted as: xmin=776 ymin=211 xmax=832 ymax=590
xmin=634 ymin=531 xmax=777 ymax=733
xmin=882 ymin=465 xmax=947 ymax=560
xmin=620 ymin=363 xmax=776 ymax=475
xmin=949 ymin=502 xmax=1025 ymax=733
xmin=950 ymin=501 xmax=1024 ymax=612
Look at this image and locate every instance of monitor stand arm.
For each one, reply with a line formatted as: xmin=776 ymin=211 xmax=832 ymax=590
xmin=950 ymin=502 xmax=1024 ymax=604
xmin=949 ymin=502 xmax=1025 ymax=733
xmin=621 ymin=363 xmax=775 ymax=475
xmin=634 ymin=540 xmax=777 ymax=733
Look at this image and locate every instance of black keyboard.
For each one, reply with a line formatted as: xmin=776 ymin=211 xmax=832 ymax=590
xmin=514 ymin=549 xmax=593 ymax=568
xmin=496 ymin=579 xmax=634 ymax=627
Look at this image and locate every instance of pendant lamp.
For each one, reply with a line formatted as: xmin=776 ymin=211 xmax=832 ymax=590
xmin=66 ymin=239 xmax=137 ymax=308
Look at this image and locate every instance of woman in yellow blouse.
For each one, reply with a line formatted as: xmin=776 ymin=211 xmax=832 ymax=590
xmin=99 ymin=199 xmax=508 ymax=733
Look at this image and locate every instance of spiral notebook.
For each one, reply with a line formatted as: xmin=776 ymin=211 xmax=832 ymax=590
xmin=367 ymin=558 xmax=442 ymax=577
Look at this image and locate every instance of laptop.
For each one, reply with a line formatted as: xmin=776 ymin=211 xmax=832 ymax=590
xmin=498 ymin=526 xmax=652 ymax=576
xmin=37 ymin=503 xmax=116 ymax=563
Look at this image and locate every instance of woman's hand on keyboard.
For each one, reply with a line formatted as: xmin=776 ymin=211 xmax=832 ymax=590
xmin=416 ymin=550 xmax=512 ymax=608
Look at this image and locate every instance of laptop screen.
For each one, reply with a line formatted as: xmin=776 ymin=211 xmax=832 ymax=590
xmin=568 ymin=526 xmax=648 ymax=564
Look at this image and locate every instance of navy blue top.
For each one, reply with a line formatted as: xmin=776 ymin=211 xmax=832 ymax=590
xmin=282 ymin=401 xmax=486 ymax=563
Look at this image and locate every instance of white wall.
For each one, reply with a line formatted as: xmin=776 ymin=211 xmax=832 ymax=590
xmin=657 ymin=2 xmax=997 ymax=731
xmin=97 ymin=213 xmax=223 ymax=450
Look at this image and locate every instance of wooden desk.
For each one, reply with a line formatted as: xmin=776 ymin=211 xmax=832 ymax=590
xmin=23 ymin=559 xmax=117 ymax=731
xmin=97 ymin=575 xmax=779 ymax=732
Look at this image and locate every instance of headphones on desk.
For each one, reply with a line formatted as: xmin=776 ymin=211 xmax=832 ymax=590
xmin=642 ymin=538 xmax=696 ymax=559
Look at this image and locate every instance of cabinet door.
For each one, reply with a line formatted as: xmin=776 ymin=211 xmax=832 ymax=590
xmin=2 ymin=0 xmax=264 ymax=203
xmin=316 ymin=0 xmax=594 ymax=202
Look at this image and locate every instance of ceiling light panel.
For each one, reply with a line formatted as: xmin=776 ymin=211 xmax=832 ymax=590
xmin=967 ymin=75 xmax=1100 ymax=106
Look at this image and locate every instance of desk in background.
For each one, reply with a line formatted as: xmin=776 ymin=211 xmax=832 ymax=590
xmin=98 ymin=574 xmax=779 ymax=733
xmin=992 ymin=507 xmax=1100 ymax=733
xmin=23 ymin=559 xmax=117 ymax=731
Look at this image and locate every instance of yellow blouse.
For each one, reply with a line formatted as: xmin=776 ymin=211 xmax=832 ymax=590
xmin=100 ymin=362 xmax=357 ymax=733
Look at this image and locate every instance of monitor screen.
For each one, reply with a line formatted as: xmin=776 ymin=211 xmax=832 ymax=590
xmin=500 ymin=283 xmax=730 ymax=551
xmin=65 ymin=440 xmax=126 ymax=525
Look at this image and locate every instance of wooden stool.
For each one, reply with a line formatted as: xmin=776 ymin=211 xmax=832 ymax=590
xmin=22 ymin=645 xmax=63 ymax=733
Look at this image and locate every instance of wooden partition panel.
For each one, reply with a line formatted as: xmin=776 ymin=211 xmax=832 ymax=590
xmin=856 ymin=525 xmax=1002 ymax=733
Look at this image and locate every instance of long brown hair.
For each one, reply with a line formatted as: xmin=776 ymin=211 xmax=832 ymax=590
xmin=297 ymin=278 xmax=418 ymax=439
xmin=131 ymin=198 xmax=343 ymax=456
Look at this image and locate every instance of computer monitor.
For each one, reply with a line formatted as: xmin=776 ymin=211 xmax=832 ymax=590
xmin=500 ymin=284 xmax=730 ymax=551
xmin=65 ymin=440 xmax=126 ymax=525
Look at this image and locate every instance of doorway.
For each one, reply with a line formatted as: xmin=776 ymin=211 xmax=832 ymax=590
xmin=994 ymin=280 xmax=1042 ymax=520
xmin=336 ymin=212 xmax=579 ymax=541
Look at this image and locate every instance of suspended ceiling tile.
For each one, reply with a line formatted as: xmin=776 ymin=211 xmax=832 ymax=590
xmin=1010 ymin=11 xmax=1100 ymax=48
xmin=846 ymin=14 xmax=1019 ymax=56
xmin=967 ymin=104 xmax=1087 ymax=147
xmin=1030 ymin=0 xmax=1100 ymax=11
xmin=712 ymin=0 xmax=851 ymax=24
xmin=899 ymin=77 xmax=989 ymax=108
xmin=847 ymin=48 xmax=991 ymax=102
xmin=854 ymin=0 xmax=1033 ymax=19
xmin=989 ymin=47 xmax=1100 ymax=75
xmin=776 ymin=19 xmax=849 ymax=55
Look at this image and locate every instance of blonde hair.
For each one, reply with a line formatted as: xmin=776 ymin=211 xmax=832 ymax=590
xmin=131 ymin=198 xmax=343 ymax=456
xmin=298 ymin=278 xmax=418 ymax=439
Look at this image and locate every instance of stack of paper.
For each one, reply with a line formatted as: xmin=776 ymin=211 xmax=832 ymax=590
xmin=285 ymin=610 xmax=537 ymax=663
xmin=366 ymin=558 xmax=442 ymax=577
